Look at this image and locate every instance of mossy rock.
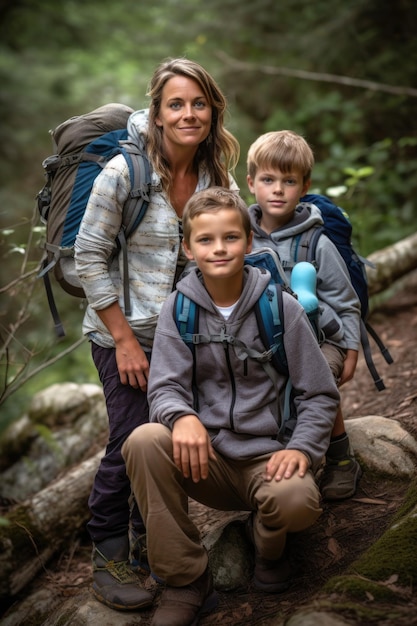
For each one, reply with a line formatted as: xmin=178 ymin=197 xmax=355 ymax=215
xmin=318 ymin=481 xmax=417 ymax=619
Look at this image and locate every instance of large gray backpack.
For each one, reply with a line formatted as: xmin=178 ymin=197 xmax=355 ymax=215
xmin=37 ymin=103 xmax=153 ymax=336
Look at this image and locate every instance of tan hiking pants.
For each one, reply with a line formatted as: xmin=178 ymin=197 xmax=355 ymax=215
xmin=122 ymin=423 xmax=322 ymax=586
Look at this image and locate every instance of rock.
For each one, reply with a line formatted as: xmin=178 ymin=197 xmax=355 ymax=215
xmin=0 ymin=383 xmax=108 ymax=501
xmin=29 ymin=382 xmax=105 ymax=427
xmin=42 ymin=592 xmax=147 ymax=626
xmin=0 ymin=414 xmax=34 ymax=472
xmin=205 ymin=517 xmax=253 ymax=590
xmin=285 ymin=611 xmax=353 ymax=626
xmin=345 ymin=416 xmax=417 ymax=477
xmin=0 ymin=588 xmax=66 ymax=626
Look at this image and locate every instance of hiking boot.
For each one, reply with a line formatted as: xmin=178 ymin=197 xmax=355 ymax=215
xmin=254 ymin=553 xmax=292 ymax=593
xmin=92 ymin=535 xmax=153 ymax=611
xmin=320 ymin=455 xmax=362 ymax=500
xmin=150 ymin=567 xmax=217 ymax=626
xmin=245 ymin=514 xmax=292 ymax=593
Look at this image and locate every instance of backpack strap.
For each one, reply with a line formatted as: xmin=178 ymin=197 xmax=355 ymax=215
xmin=40 ymin=257 xmax=65 ymax=338
xmin=117 ymin=146 xmax=154 ymax=317
xmin=254 ymin=284 xmax=287 ymax=377
xmin=293 ymin=225 xmax=324 ymax=265
xmin=255 ymin=285 xmax=294 ymax=440
xmin=360 ymin=318 xmax=394 ymax=391
xmin=120 ymin=145 xmax=154 ymax=237
xmin=174 ymin=291 xmax=200 ymax=410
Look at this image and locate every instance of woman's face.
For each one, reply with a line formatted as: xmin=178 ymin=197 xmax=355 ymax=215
xmin=155 ymin=75 xmax=213 ymax=155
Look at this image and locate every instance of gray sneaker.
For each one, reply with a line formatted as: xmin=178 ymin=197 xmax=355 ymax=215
xmin=320 ymin=456 xmax=362 ymax=500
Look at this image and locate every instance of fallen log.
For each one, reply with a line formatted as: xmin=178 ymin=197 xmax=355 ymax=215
xmin=0 ymin=448 xmax=104 ymax=601
xmin=366 ymin=231 xmax=417 ymax=296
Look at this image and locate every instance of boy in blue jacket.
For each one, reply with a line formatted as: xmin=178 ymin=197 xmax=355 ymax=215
xmin=246 ymin=130 xmax=362 ymax=501
xmin=122 ymin=187 xmax=339 ymax=626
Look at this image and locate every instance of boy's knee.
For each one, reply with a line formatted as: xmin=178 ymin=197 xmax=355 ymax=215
xmin=122 ymin=423 xmax=171 ymax=463
xmin=258 ymin=473 xmax=321 ymax=530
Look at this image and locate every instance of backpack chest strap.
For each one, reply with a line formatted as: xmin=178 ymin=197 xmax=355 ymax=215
xmin=186 ymin=330 xmax=279 ymax=366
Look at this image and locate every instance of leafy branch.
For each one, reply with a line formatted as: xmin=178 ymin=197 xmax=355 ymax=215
xmin=216 ymin=51 xmax=417 ymax=98
xmin=0 ymin=204 xmax=86 ymax=410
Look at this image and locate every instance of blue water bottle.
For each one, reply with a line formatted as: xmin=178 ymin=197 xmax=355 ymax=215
xmin=290 ymin=262 xmax=320 ymax=338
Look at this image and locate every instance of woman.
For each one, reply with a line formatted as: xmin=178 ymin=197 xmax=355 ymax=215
xmin=74 ymin=57 xmax=240 ymax=612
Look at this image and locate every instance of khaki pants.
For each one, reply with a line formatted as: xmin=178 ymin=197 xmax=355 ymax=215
xmin=321 ymin=341 xmax=347 ymax=383
xmin=122 ymin=423 xmax=322 ymax=586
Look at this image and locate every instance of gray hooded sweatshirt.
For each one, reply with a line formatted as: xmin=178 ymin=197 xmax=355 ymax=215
xmin=147 ymin=265 xmax=339 ymax=471
xmin=249 ymin=202 xmax=361 ymax=351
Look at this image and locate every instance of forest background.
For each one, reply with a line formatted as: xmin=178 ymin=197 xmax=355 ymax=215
xmin=1 ymin=0 xmax=416 ymax=433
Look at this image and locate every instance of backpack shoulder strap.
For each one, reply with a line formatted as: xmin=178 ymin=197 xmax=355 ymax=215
xmin=174 ymin=291 xmax=199 ymax=409
xmin=255 ymin=284 xmax=288 ymax=377
xmin=294 ymin=225 xmax=324 ymax=265
xmin=360 ymin=318 xmax=394 ymax=391
xmin=120 ymin=147 xmax=153 ymax=237
xmin=255 ymin=284 xmax=297 ymax=440
xmin=174 ymin=291 xmax=198 ymax=351
xmin=116 ymin=147 xmax=153 ymax=317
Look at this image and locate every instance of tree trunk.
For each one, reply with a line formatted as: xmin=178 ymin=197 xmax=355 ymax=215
xmin=0 ymin=448 xmax=103 ymax=600
xmin=366 ymin=231 xmax=417 ymax=296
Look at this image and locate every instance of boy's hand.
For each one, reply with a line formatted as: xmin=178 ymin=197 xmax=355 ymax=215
xmin=339 ymin=349 xmax=359 ymax=386
xmin=263 ymin=449 xmax=310 ymax=481
xmin=172 ymin=415 xmax=217 ymax=483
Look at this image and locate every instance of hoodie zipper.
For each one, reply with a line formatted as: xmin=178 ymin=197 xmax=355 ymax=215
xmin=222 ymin=325 xmax=237 ymax=430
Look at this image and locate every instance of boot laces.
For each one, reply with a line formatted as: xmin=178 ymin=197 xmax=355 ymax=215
xmin=93 ymin=549 xmax=138 ymax=584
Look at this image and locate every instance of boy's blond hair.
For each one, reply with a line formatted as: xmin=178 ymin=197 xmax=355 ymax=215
xmin=182 ymin=187 xmax=251 ymax=245
xmin=247 ymin=130 xmax=314 ymax=183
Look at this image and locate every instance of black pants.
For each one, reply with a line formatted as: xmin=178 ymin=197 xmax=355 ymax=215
xmin=87 ymin=341 xmax=149 ymax=543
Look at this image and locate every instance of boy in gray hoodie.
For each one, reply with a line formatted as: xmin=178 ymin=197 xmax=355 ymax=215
xmin=122 ymin=187 xmax=339 ymax=626
xmin=246 ymin=130 xmax=362 ymax=501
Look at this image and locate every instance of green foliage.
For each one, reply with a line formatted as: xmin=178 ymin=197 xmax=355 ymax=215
xmin=314 ymin=136 xmax=417 ymax=255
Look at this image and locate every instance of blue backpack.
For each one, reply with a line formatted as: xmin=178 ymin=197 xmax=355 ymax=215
xmin=37 ymin=103 xmax=154 ymax=336
xmin=174 ymin=250 xmax=319 ymax=440
xmin=298 ymin=193 xmax=393 ymax=390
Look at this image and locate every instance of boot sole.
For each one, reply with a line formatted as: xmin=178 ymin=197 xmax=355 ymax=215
xmin=92 ymin=585 xmax=153 ymax=611
xmin=253 ymin=578 xmax=291 ymax=593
